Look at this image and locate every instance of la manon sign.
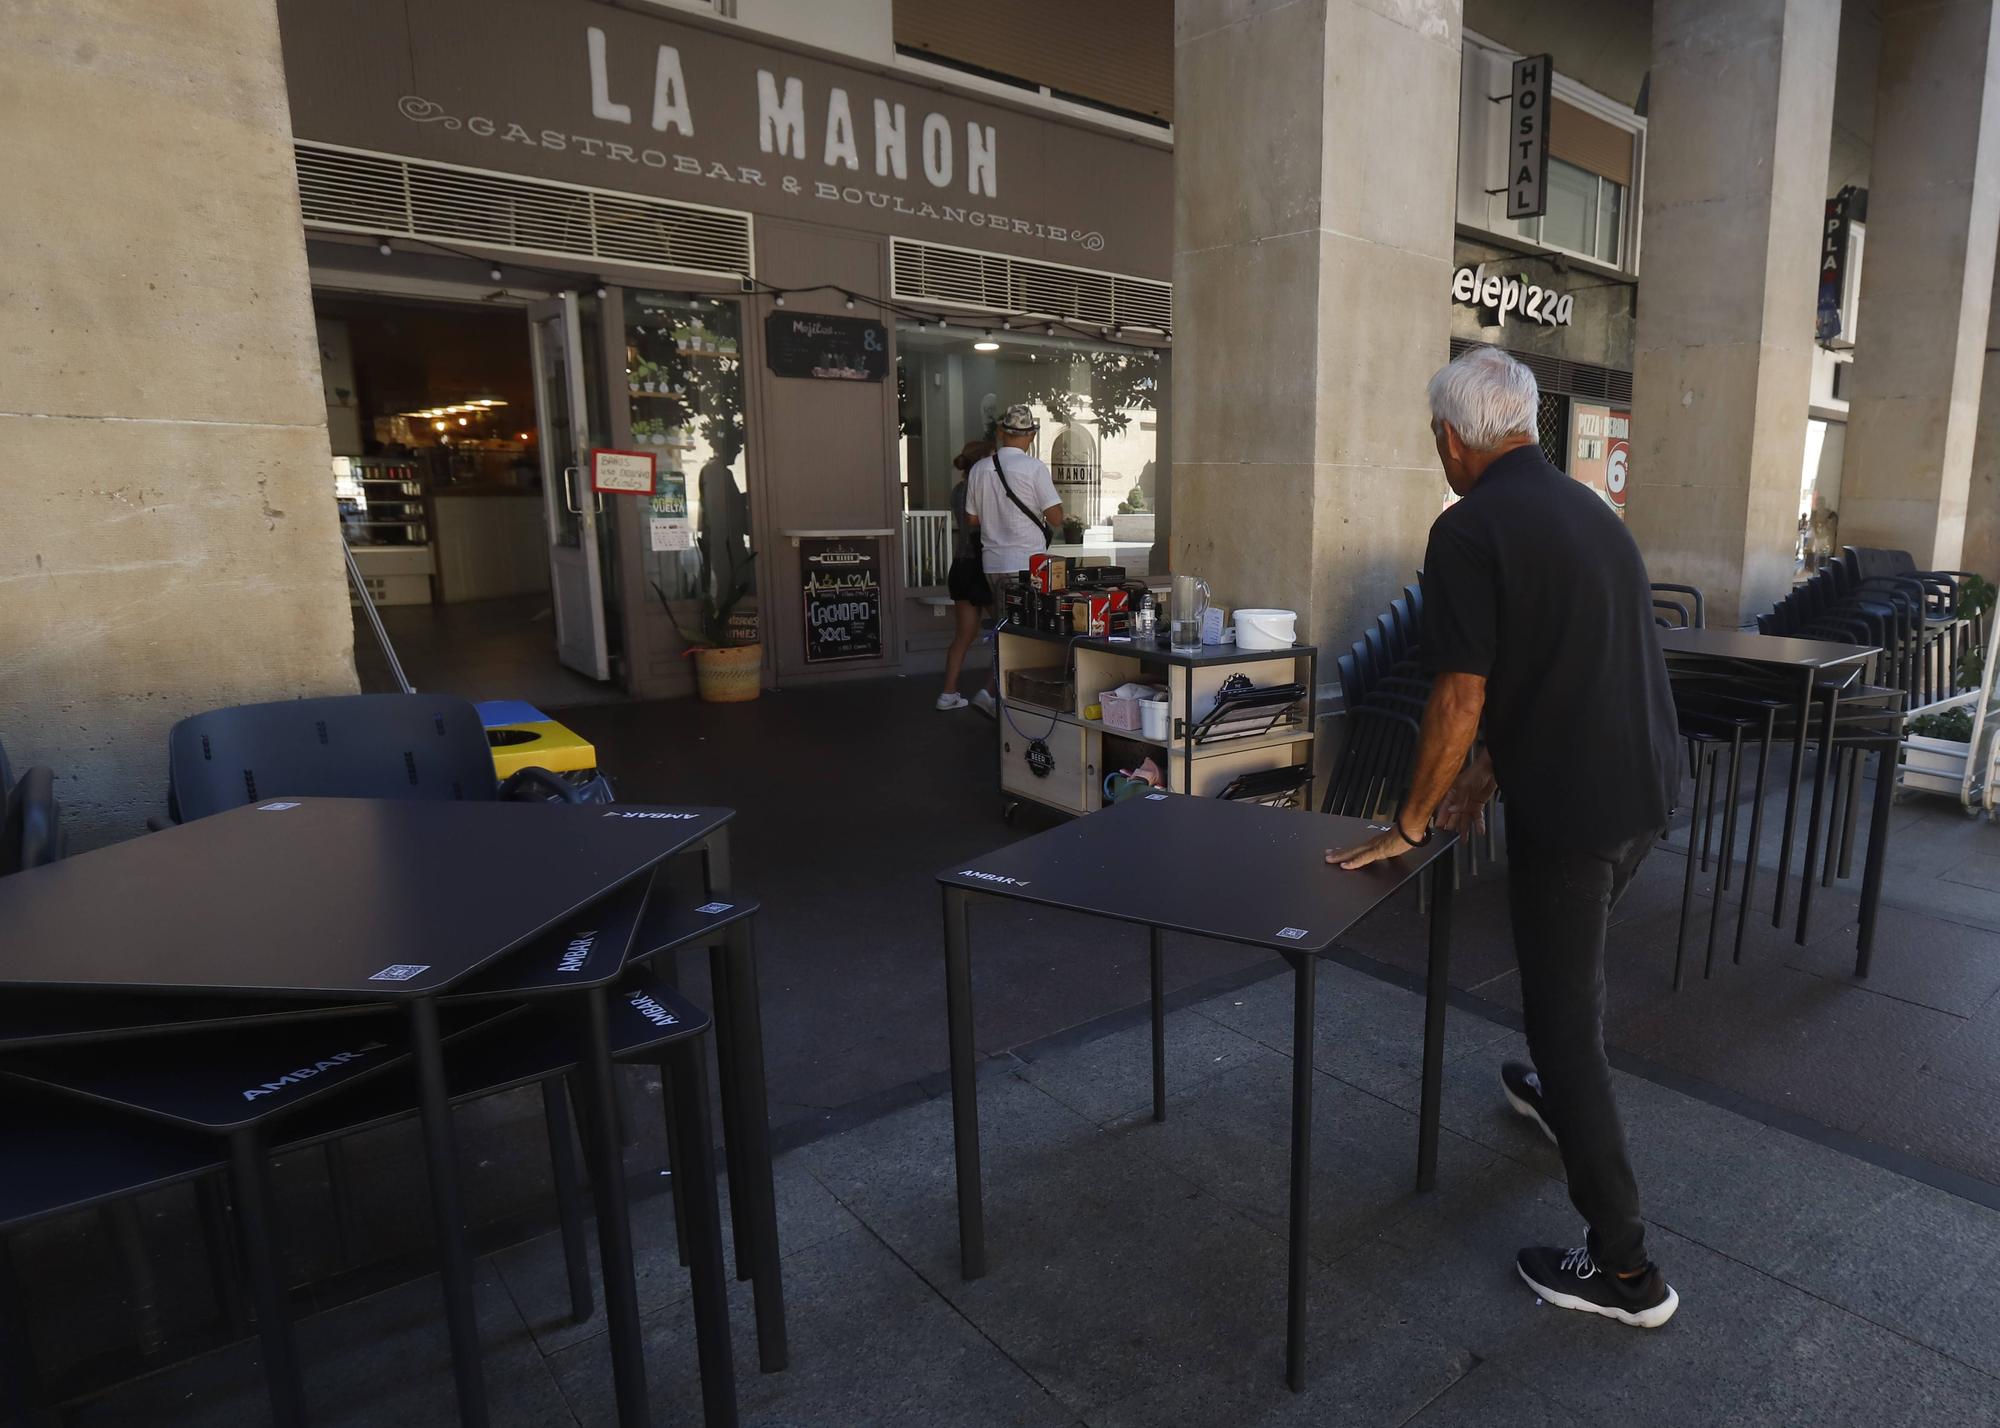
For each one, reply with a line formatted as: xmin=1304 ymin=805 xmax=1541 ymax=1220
xmin=1451 ymin=265 xmax=1574 ymax=328
xmin=277 ymin=0 xmax=1172 ymax=275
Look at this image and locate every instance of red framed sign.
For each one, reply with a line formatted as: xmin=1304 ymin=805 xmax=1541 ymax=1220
xmin=590 ymin=448 xmax=657 ymax=495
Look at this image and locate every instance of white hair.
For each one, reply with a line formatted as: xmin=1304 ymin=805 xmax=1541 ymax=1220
xmin=1426 ymin=346 xmax=1539 ymax=451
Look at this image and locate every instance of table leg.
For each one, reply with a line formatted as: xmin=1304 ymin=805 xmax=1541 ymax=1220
xmin=1285 ymin=952 xmax=1318 ymax=1393
xmin=1734 ymin=709 xmax=1776 ymax=966
xmin=1149 ymin=926 xmax=1166 ymax=1124
xmin=707 ymin=950 xmax=751 ymax=1283
xmin=668 ymin=1038 xmax=739 ymax=1428
xmin=1 ymin=1236 xmax=42 ymax=1428
xmin=1773 ymin=669 xmax=1812 ymax=927
xmin=1418 ymin=862 xmax=1452 ymax=1192
xmin=228 ymin=1127 xmax=305 ymax=1428
xmin=1797 ymin=689 xmax=1839 ymax=946
xmin=658 ymin=1063 xmax=693 ymax=1268
xmin=195 ymin=1173 xmax=250 ymax=1337
xmin=944 ymin=884 xmax=985 ymax=1280
xmin=539 ymin=1077 xmax=595 ymax=1325
xmin=716 ymin=918 xmax=788 ymax=1372
xmin=409 ymin=996 xmax=490 ymax=1428
xmin=1706 ymin=728 xmax=1743 ymax=979
xmin=1856 ymin=738 xmax=1897 ymax=977
xmin=701 ymin=829 xmax=732 ymax=897
xmin=578 ymin=987 xmax=653 ymax=1428
xmin=1674 ymin=744 xmax=1711 ymax=992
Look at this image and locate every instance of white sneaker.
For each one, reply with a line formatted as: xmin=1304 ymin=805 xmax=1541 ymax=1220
xmin=971 ymin=689 xmax=997 ymax=718
xmin=936 ymin=692 xmax=968 ymax=711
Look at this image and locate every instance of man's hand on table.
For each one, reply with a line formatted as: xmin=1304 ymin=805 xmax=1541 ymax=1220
xmin=1325 ymin=824 xmax=1419 ymax=870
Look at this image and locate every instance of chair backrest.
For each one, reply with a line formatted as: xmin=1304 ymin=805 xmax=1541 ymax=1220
xmin=1 ymin=765 xmax=63 ymax=875
xmin=1848 ymin=546 xmax=1918 ymax=581
xmin=1649 ymin=583 xmax=1705 ymax=629
xmin=167 ymin=694 xmax=498 ymax=821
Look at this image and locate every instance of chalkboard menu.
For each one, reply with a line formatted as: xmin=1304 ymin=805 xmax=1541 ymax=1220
xmin=764 ymin=312 xmax=889 ymax=382
xmin=801 ymin=539 xmax=883 ymax=663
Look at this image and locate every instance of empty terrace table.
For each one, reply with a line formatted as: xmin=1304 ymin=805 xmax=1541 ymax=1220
xmin=0 ymin=796 xmax=733 ymax=1428
xmin=1656 ymin=627 xmax=1884 ymax=949
xmin=937 ymin=792 xmax=1456 ymax=1391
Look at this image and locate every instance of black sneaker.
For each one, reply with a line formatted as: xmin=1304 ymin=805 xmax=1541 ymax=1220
xmin=1517 ymin=1245 xmax=1679 ymax=1328
xmin=1501 ymin=1061 xmax=1557 ymax=1145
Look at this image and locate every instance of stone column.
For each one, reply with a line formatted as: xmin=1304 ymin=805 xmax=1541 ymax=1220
xmin=1170 ymin=0 xmax=1462 ymax=654
xmin=1624 ymin=0 xmax=1840 ymax=630
xmin=1841 ymin=0 xmax=2000 ymax=569
xmin=0 ymin=0 xmax=356 ymax=846
xmin=1963 ymin=254 xmax=2000 ymax=580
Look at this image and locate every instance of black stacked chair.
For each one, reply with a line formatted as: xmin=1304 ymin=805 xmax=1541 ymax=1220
xmin=1762 ymin=548 xmax=1976 ymax=710
xmin=1324 ymin=579 xmax=1499 ymax=881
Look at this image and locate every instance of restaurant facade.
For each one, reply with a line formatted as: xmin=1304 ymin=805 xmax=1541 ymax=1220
xmin=278 ymin=0 xmax=1174 ymax=698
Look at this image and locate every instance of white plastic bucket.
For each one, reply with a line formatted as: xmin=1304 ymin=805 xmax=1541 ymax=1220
xmin=1233 ymin=608 xmax=1298 ymax=651
xmin=1141 ymin=698 xmax=1171 ymax=741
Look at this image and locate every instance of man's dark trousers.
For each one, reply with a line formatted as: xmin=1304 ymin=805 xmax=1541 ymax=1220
xmin=1506 ymin=822 xmax=1662 ymax=1272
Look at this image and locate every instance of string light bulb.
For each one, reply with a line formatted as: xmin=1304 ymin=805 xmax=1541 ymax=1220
xmin=844 ymin=295 xmax=856 ymax=310
xmin=774 ymin=294 xmax=786 ymax=307
xmin=596 ymin=285 xmax=608 ymax=299
xmin=1046 ymin=324 xmax=1056 ymax=336
xmin=489 ymin=266 xmax=503 ymax=282
xmin=377 ymin=239 xmax=392 ymax=257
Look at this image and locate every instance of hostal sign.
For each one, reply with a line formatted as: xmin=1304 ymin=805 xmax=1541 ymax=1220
xmin=1451 ymin=265 xmax=1573 ymax=329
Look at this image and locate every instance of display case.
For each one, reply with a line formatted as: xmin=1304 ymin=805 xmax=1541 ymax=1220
xmin=334 ymin=456 xmax=434 ymax=605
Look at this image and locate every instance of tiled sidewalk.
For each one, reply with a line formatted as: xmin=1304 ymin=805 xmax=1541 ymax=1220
xmin=72 ymin=959 xmax=2000 ymax=1426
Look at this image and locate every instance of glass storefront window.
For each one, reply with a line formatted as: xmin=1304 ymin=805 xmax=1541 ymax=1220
xmin=896 ymin=325 xmax=1165 ymax=581
xmin=622 ymin=292 xmax=754 ymax=631
xmin=1516 ymin=158 xmax=1624 ymax=266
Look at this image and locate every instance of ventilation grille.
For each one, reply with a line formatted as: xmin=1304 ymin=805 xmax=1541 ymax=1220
xmin=296 ymin=142 xmax=754 ymax=280
xmin=891 ymin=238 xmax=1171 ymax=332
xmin=1451 ymin=338 xmax=1632 ymax=405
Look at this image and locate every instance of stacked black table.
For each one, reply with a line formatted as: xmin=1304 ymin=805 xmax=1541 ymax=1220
xmin=937 ymin=793 xmax=1456 ymax=1389
xmin=1657 ymin=627 xmax=1893 ymax=965
xmin=0 ymin=798 xmax=757 ymax=1428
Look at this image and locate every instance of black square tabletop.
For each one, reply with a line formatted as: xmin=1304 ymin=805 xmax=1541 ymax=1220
xmin=0 ymin=798 xmax=732 ymax=1000
xmin=1657 ymin=627 xmax=1879 ymax=668
xmin=937 ymin=793 xmax=1454 ymax=953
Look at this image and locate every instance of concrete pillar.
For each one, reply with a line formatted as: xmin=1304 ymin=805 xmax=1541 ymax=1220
xmin=1842 ymin=0 xmax=2000 ymax=569
xmin=1170 ymin=0 xmax=1462 ymax=653
xmin=1964 ymin=257 xmax=2000 ymax=580
xmin=0 ymin=0 xmax=355 ymax=847
xmin=1624 ymin=0 xmax=1839 ymax=630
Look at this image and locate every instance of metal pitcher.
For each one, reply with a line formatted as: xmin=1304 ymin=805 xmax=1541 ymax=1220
xmin=1170 ymin=574 xmax=1211 ymax=652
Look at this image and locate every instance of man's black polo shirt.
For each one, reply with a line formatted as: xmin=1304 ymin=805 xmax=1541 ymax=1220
xmin=1419 ymin=445 xmax=1679 ymax=851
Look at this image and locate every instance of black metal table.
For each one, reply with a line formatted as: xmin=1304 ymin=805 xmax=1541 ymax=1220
xmin=0 ymin=797 xmax=732 ymax=1428
xmin=936 ymin=793 xmax=1456 ymax=1390
xmin=1657 ymin=627 xmax=1888 ymax=957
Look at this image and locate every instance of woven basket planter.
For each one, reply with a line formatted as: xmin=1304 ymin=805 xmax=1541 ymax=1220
xmin=691 ymin=643 xmax=762 ymax=703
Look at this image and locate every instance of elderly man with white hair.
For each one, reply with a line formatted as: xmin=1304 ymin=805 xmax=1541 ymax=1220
xmin=1330 ymin=345 xmax=1682 ymax=1328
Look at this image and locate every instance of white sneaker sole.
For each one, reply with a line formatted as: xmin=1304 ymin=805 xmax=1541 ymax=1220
xmin=1518 ymin=1265 xmax=1680 ymax=1328
xmin=1503 ymin=1084 xmax=1559 ymax=1146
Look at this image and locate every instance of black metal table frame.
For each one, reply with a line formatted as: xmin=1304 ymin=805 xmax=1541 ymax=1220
xmin=939 ymin=862 xmax=1454 ymax=1392
xmin=1661 ymin=638 xmax=1886 ymax=962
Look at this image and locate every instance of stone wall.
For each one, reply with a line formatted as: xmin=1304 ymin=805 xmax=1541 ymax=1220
xmin=0 ymin=0 xmax=356 ymax=847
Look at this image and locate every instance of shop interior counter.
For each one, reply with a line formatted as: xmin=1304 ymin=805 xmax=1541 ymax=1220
xmin=432 ymin=486 xmax=549 ymax=603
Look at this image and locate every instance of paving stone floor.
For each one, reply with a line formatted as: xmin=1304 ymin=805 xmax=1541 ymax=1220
xmin=65 ymin=960 xmax=2000 ymax=1426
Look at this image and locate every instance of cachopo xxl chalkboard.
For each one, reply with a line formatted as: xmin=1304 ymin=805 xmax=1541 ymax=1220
xmin=764 ymin=312 xmax=889 ymax=382
xmin=801 ymin=539 xmax=882 ymax=663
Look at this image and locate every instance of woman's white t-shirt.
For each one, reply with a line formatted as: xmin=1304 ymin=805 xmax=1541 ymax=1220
xmin=966 ymin=448 xmax=1060 ymax=575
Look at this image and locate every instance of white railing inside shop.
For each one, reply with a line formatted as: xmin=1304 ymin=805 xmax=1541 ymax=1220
xmin=905 ymin=510 xmax=952 ymax=589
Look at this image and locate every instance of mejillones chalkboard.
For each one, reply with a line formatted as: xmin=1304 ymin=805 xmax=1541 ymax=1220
xmin=764 ymin=312 xmax=889 ymax=382
xmin=801 ymin=538 xmax=883 ymax=663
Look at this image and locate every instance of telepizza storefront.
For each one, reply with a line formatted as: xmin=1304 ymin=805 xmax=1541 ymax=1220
xmin=277 ymin=0 xmax=1173 ymax=698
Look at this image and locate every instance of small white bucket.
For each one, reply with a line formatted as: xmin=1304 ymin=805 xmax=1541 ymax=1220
xmin=1233 ymin=608 xmax=1298 ymax=651
xmin=1141 ymin=698 xmax=1171 ymax=741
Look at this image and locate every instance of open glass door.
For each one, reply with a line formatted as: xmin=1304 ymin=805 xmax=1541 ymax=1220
xmin=528 ymin=292 xmax=611 ymax=680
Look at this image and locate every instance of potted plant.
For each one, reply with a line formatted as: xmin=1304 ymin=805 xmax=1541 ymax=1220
xmin=658 ymin=546 xmax=761 ymax=702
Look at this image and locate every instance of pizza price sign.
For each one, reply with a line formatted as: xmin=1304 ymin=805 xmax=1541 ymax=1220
xmin=591 ymin=448 xmax=657 ymax=495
